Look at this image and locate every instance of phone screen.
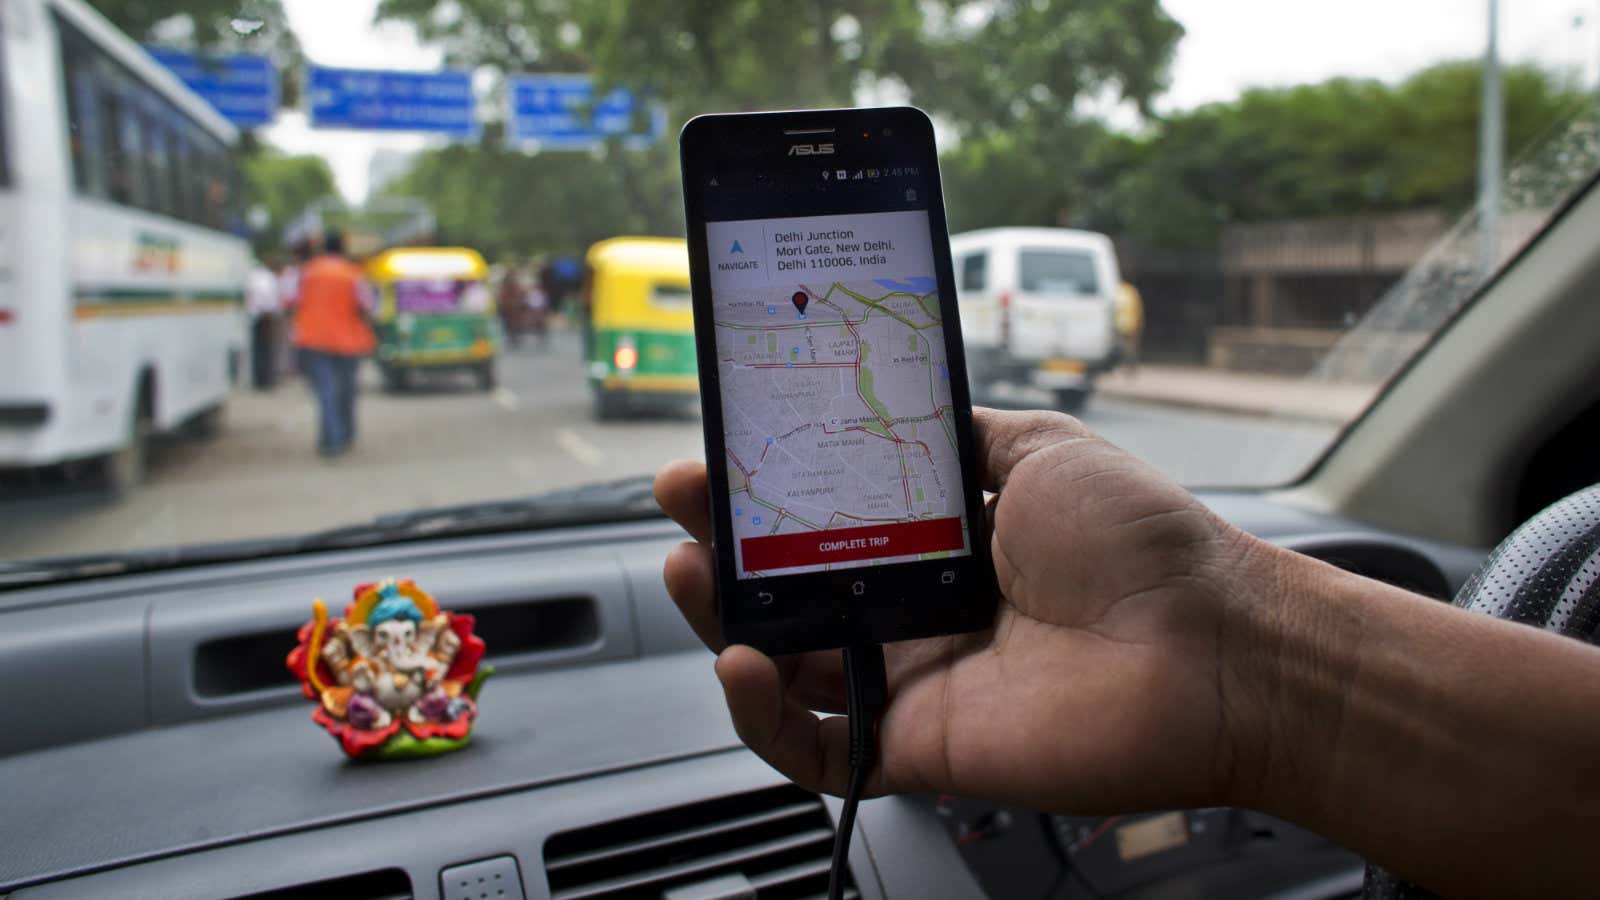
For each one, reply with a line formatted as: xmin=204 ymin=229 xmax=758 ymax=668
xmin=704 ymin=195 xmax=974 ymax=579
xmin=683 ymin=109 xmax=994 ymax=652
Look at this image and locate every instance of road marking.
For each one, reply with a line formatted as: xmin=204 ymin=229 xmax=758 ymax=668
xmin=555 ymin=428 xmax=605 ymax=467
xmin=493 ymin=387 xmax=521 ymax=410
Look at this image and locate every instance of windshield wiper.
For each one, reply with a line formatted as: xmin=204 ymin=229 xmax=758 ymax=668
xmin=290 ymin=473 xmax=663 ymax=551
xmin=0 ymin=475 xmax=666 ymax=589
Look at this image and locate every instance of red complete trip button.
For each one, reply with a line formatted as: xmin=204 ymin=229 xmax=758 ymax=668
xmin=741 ymin=517 xmax=965 ymax=572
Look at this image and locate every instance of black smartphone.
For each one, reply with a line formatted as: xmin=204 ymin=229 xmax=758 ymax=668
xmin=680 ymin=107 xmax=996 ymax=655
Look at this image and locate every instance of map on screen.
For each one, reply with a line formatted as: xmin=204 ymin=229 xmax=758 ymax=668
xmin=706 ymin=210 xmax=972 ymax=579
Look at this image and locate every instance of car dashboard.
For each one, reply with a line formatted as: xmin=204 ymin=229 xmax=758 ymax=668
xmin=0 ymin=494 xmax=1484 ymax=899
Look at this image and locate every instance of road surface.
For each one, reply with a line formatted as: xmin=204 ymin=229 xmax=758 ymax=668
xmin=0 ymin=330 xmax=1336 ymax=561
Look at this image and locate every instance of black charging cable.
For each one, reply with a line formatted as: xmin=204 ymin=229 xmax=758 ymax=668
xmin=829 ymin=643 xmax=888 ymax=900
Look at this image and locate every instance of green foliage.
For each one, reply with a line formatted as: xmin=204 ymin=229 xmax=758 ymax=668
xmin=373 ymin=0 xmax=1183 ymax=259
xmin=947 ymin=61 xmax=1590 ymax=250
xmin=123 ymin=1 xmax=1572 ymax=263
xmin=885 ymin=0 xmax=1184 ymax=137
xmin=375 ymin=0 xmax=1180 ymax=131
xmin=91 ymin=0 xmax=284 ymax=46
xmin=940 ymin=121 xmax=1118 ymax=233
xmin=243 ymin=149 xmax=337 ymax=252
xmin=88 ymin=0 xmax=303 ymax=106
xmin=381 ymin=134 xmax=680 ymax=261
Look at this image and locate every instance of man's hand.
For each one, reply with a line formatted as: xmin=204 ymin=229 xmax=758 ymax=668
xmin=654 ymin=407 xmax=1274 ymax=814
xmin=659 ymin=406 xmax=1600 ymax=898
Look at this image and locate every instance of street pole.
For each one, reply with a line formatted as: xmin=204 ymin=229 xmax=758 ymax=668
xmin=1478 ymin=0 xmax=1503 ymax=275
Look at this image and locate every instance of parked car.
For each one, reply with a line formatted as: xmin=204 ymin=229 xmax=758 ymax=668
xmin=950 ymin=227 xmax=1120 ymax=411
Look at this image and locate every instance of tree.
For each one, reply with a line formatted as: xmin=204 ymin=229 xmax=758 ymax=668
xmin=373 ymin=0 xmax=1184 ymax=257
xmin=88 ymin=0 xmax=303 ymax=105
xmin=381 ymin=133 xmax=670 ymax=262
xmin=90 ymin=0 xmax=295 ymax=52
xmin=242 ymin=149 xmax=337 ymax=253
xmin=939 ymin=120 xmax=1139 ymax=233
xmin=947 ymin=61 xmax=1590 ymax=250
xmin=884 ymin=0 xmax=1183 ymax=138
xmin=90 ymin=0 xmax=318 ymax=253
xmin=376 ymin=0 xmax=1180 ymax=129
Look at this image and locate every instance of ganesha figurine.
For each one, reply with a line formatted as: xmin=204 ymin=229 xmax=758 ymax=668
xmin=286 ymin=578 xmax=491 ymax=759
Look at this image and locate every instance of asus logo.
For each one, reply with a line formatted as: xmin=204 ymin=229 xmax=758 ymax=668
xmin=787 ymin=143 xmax=835 ymax=156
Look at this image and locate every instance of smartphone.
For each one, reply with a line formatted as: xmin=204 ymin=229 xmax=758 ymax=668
xmin=680 ymin=107 xmax=996 ymax=655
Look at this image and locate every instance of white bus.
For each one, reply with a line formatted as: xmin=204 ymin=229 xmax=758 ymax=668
xmin=0 ymin=0 xmax=249 ymax=491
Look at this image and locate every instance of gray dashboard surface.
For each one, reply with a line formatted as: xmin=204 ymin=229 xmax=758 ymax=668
xmin=0 ymin=652 xmax=738 ymax=891
xmin=0 ymin=495 xmax=1484 ymax=893
xmin=7 ymin=747 xmax=982 ymax=900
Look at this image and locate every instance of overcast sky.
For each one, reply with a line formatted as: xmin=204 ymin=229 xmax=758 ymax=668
xmin=265 ymin=0 xmax=1600 ymax=202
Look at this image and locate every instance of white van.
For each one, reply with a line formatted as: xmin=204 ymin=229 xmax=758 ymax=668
xmin=950 ymin=227 xmax=1120 ymax=411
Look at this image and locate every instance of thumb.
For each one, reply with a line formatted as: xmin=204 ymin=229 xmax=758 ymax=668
xmin=971 ymin=407 xmax=1092 ymax=493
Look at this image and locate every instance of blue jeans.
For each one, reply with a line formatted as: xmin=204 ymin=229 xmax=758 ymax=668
xmin=300 ymin=350 xmax=361 ymax=452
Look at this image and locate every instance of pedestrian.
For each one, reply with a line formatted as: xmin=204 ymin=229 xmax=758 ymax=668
xmin=542 ymin=255 xmax=582 ymax=315
xmin=245 ymin=255 xmax=282 ymax=390
xmin=497 ymin=266 xmax=527 ymax=349
xmin=291 ymin=231 xmax=375 ymax=457
xmin=277 ymin=240 xmax=312 ymax=376
xmin=524 ymin=277 xmax=550 ymax=349
xmin=1114 ymin=281 xmax=1143 ymax=373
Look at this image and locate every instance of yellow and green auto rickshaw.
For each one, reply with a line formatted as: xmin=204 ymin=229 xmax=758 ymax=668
xmin=583 ymin=237 xmax=698 ymax=418
xmin=367 ymin=247 xmax=497 ymax=391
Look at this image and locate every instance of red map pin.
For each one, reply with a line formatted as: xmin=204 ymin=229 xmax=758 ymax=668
xmin=791 ymin=291 xmax=809 ymax=314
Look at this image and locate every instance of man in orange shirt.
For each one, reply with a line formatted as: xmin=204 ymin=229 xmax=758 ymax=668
xmin=292 ymin=231 xmax=375 ymax=457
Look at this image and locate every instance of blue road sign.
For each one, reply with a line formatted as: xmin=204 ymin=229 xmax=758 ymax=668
xmin=506 ymin=74 xmax=664 ymax=149
xmin=307 ymin=66 xmax=477 ymax=136
xmin=146 ymin=48 xmax=278 ymax=128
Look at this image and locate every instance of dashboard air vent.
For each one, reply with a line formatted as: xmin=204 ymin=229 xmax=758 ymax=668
xmin=194 ymin=596 xmax=600 ymax=698
xmin=542 ymin=785 xmax=854 ymax=900
xmin=232 ymin=867 xmax=412 ymax=899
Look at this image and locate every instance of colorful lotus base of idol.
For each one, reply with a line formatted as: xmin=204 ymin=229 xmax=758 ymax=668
xmin=287 ymin=578 xmax=491 ymax=760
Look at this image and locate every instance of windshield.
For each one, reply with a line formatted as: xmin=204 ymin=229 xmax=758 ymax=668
xmin=1 ymin=0 xmax=1598 ymax=569
xmin=1019 ymin=249 xmax=1100 ymax=295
